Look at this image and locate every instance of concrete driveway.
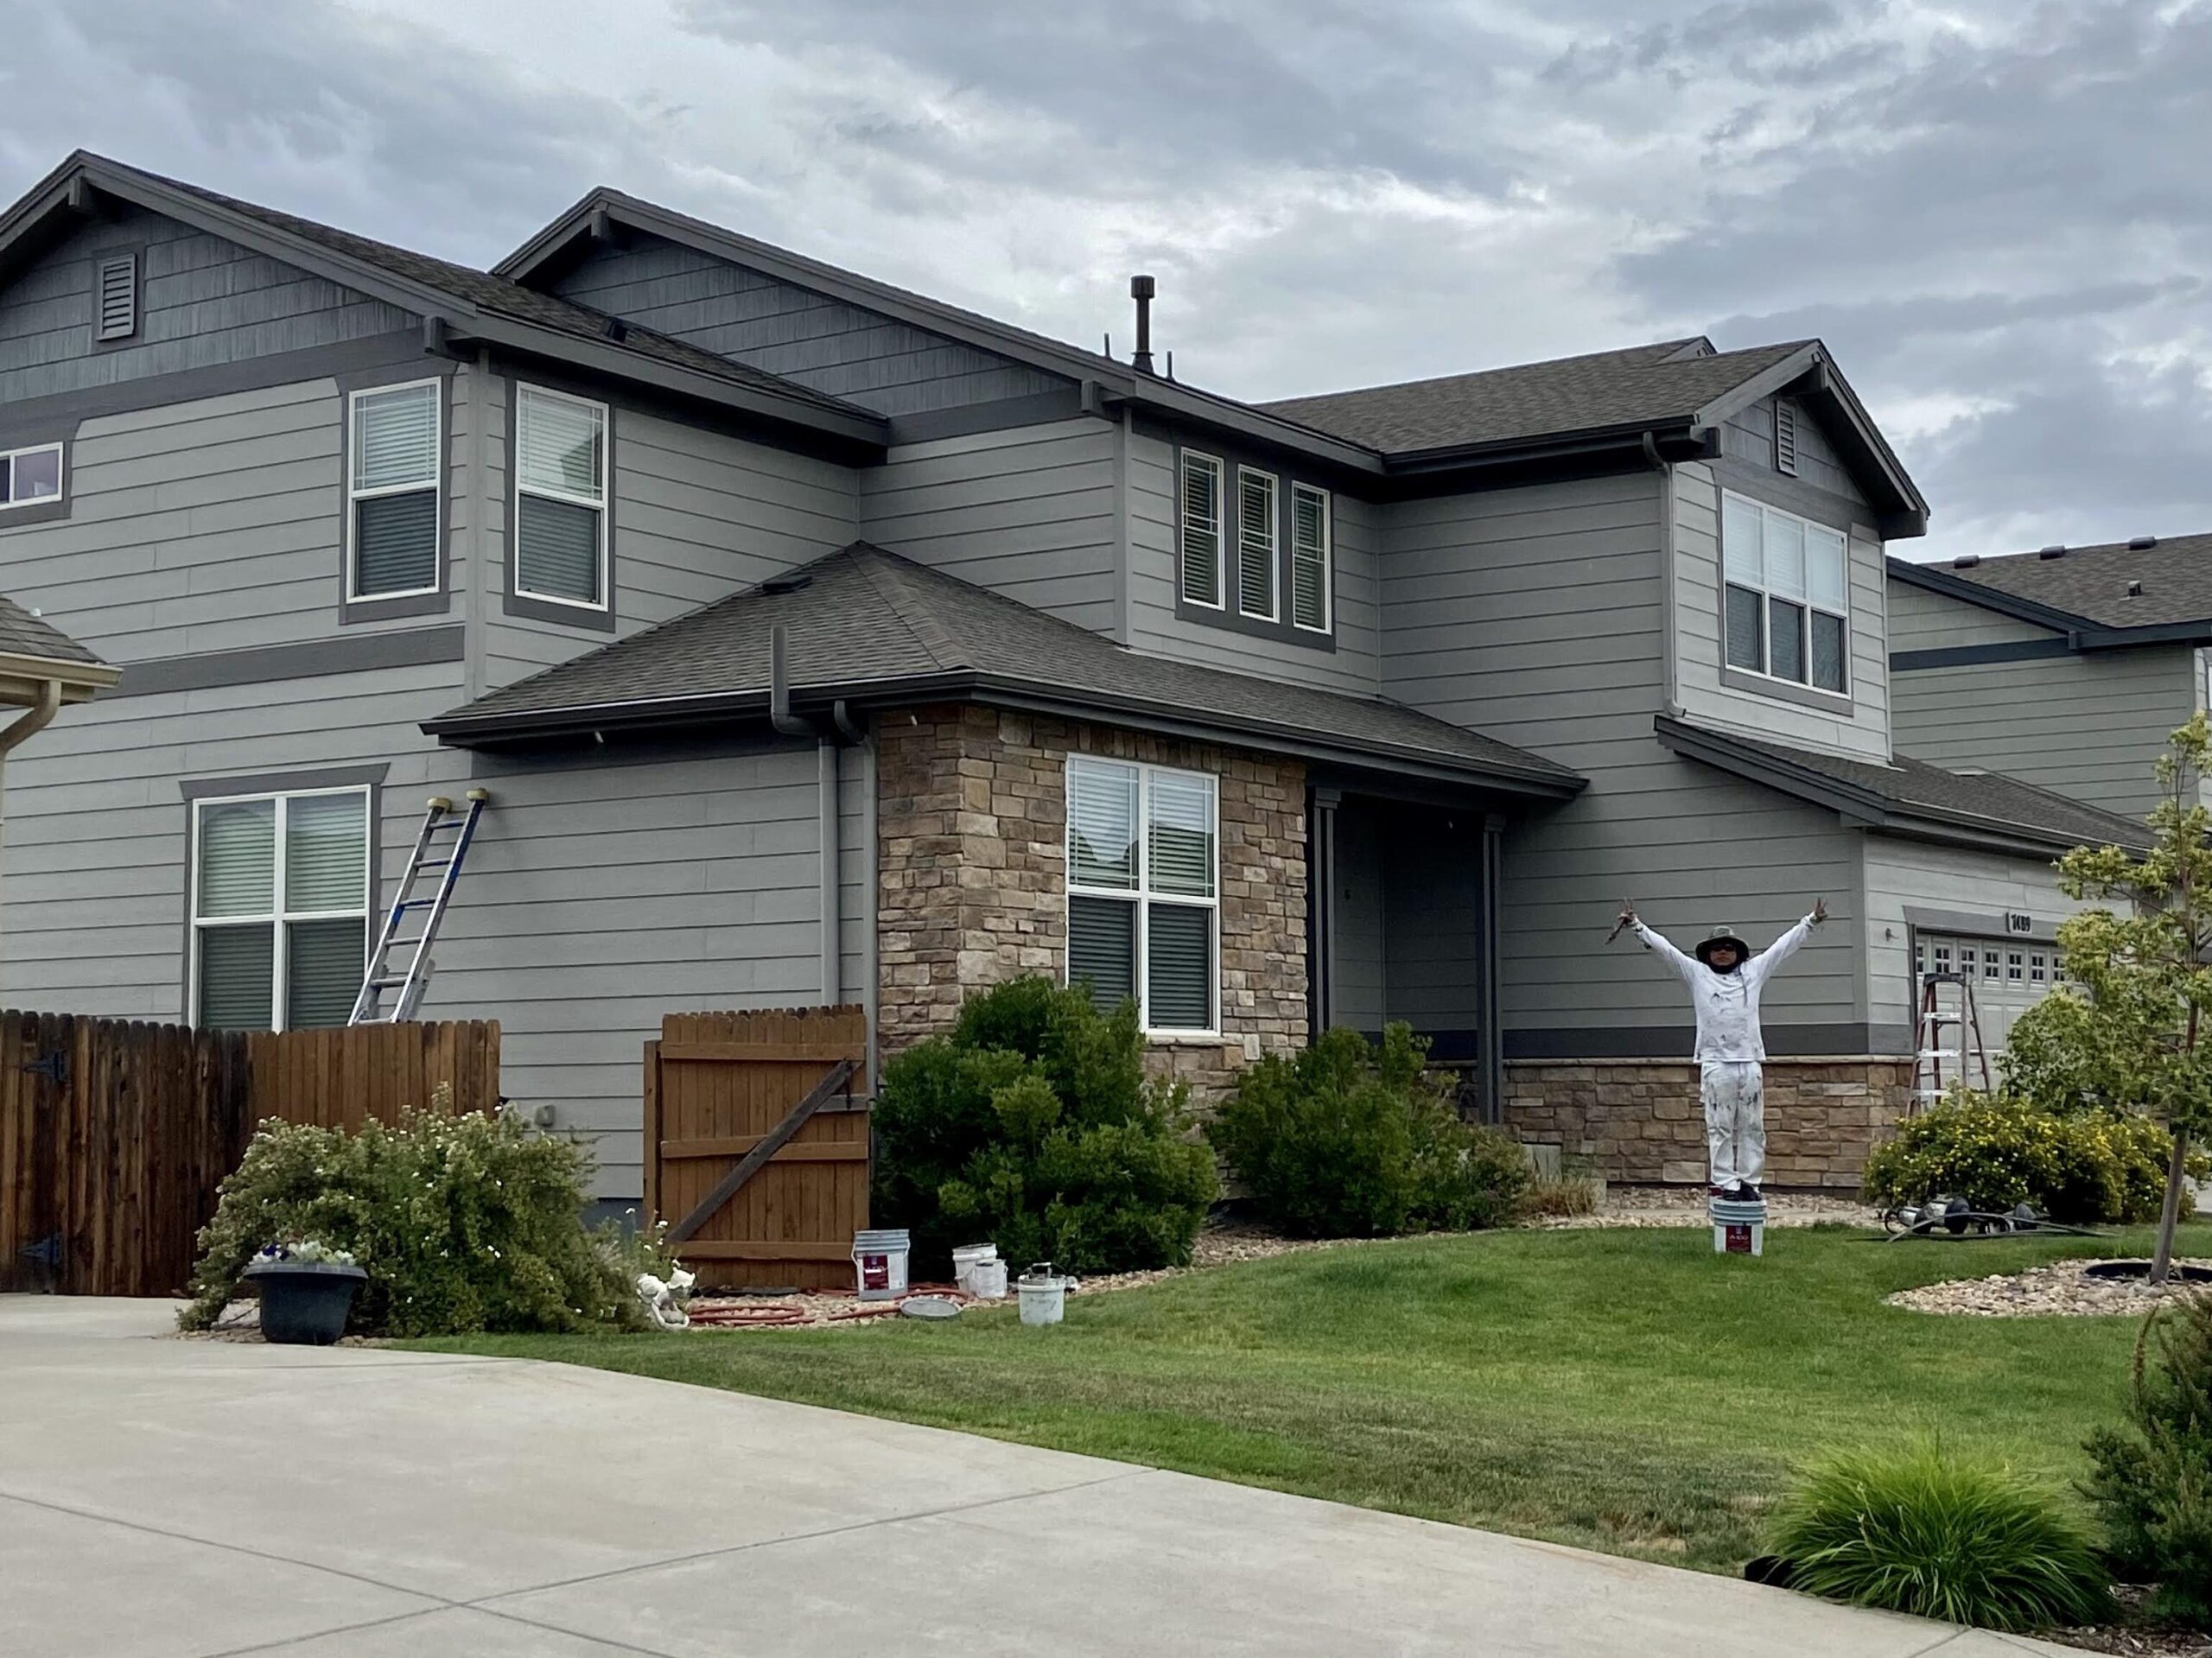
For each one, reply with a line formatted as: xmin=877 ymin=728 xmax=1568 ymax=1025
xmin=0 ymin=1297 xmax=2072 ymax=1657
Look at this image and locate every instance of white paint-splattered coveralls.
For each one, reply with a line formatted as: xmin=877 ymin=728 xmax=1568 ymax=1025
xmin=1630 ymin=917 xmax=1815 ymax=1188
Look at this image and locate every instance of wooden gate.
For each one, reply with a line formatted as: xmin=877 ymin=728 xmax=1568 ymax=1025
xmin=644 ymin=1006 xmax=871 ymax=1291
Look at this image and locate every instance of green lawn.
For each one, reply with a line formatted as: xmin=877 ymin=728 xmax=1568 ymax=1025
xmin=406 ymin=1223 xmax=2189 ymax=1573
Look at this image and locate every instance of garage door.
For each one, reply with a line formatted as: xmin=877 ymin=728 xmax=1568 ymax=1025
xmin=1913 ymin=932 xmax=2060 ymax=1055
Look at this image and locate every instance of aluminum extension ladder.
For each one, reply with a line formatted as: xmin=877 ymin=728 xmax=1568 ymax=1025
xmin=347 ymin=790 xmax=489 ymax=1026
xmin=1910 ymin=969 xmax=1992 ymax=1109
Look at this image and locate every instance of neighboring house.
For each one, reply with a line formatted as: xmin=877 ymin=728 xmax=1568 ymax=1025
xmin=0 ymin=594 xmax=116 ymax=898
xmin=0 ymin=152 xmax=2145 ymax=1203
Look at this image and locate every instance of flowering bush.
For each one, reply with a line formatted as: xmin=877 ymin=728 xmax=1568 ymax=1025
xmin=1862 ymin=1090 xmax=2199 ymax=1223
xmin=181 ymin=1102 xmax=671 ymax=1337
xmin=253 ymin=1238 xmax=358 ymax=1267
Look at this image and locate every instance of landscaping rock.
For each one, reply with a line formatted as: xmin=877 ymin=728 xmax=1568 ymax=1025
xmin=1886 ymin=1260 xmax=2212 ymax=1318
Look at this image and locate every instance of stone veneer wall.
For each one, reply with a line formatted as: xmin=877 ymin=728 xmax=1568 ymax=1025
xmin=875 ymin=703 xmax=1308 ymax=1098
xmin=1501 ymin=1058 xmax=1912 ymax=1191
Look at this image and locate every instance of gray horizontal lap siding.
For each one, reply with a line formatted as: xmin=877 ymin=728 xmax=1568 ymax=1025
xmin=1887 ymin=584 xmax=2189 ymax=820
xmin=858 ymin=418 xmax=1119 ymax=632
xmin=1377 ymin=470 xmax=1863 ymax=1046
xmin=546 ymin=235 xmax=1065 ymax=417
xmin=1126 ymin=427 xmax=1382 ymax=695
xmin=0 ymin=205 xmax=412 ymax=404
xmin=1719 ymin=394 xmax=1868 ymax=507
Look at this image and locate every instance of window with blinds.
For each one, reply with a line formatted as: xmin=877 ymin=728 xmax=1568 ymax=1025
xmin=192 ymin=788 xmax=370 ymax=1031
xmin=1721 ymin=491 xmax=1848 ymax=696
xmin=1236 ymin=467 xmax=1278 ymax=620
xmin=516 ymin=384 xmax=607 ymax=608
xmin=1178 ymin=451 xmax=1224 ymax=607
xmin=348 ymin=381 xmax=442 ymax=599
xmin=1065 ymin=757 xmax=1217 ymax=1033
xmin=1290 ymin=482 xmax=1330 ymax=632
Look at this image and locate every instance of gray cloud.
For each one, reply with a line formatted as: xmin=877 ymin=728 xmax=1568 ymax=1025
xmin=1 ymin=0 xmax=2209 ymax=560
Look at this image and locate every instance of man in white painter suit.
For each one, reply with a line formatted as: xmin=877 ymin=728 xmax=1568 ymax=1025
xmin=1615 ymin=897 xmax=1827 ymax=1201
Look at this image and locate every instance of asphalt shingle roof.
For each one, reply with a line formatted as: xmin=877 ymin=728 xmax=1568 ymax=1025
xmin=429 ymin=544 xmax=1582 ymax=791
xmin=0 ymin=594 xmax=103 ymax=668
xmin=1258 ymin=338 xmax=1811 ymax=454
xmin=1667 ymin=719 xmax=2150 ymax=854
xmin=111 ymin=162 xmax=879 ymax=426
xmin=1913 ymin=531 xmax=2212 ymax=632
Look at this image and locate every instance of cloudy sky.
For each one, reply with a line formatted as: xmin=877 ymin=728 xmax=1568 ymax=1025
xmin=3 ymin=0 xmax=2207 ymax=560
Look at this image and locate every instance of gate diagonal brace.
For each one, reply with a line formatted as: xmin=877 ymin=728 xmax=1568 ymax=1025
xmin=665 ymin=1058 xmax=857 ymax=1248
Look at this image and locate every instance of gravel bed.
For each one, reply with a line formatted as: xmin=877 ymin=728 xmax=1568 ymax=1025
xmin=1886 ymin=1258 xmax=2212 ymax=1318
xmin=1535 ymin=1185 xmax=1880 ymax=1230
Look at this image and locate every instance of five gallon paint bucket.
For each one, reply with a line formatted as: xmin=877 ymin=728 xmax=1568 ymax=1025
xmin=1016 ymin=1263 xmax=1070 ymax=1325
xmin=1708 ymin=1196 xmax=1766 ymax=1257
xmin=953 ymin=1242 xmax=1007 ymax=1301
xmin=852 ymin=1229 xmax=912 ymax=1300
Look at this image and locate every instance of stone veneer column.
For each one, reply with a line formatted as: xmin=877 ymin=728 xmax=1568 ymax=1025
xmin=874 ymin=703 xmax=1308 ymax=1100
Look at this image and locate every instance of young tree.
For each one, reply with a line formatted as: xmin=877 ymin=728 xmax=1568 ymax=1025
xmin=2044 ymin=712 xmax=2212 ymax=1284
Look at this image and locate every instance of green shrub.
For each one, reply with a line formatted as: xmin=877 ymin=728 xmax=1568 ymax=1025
xmin=1862 ymin=1091 xmax=2197 ymax=1224
xmin=1207 ymin=1024 xmax=1529 ymax=1238
xmin=181 ymin=1106 xmax=662 ymax=1337
xmin=1770 ymin=1443 xmax=2111 ymax=1631
xmin=871 ymin=978 xmax=1218 ymax=1275
xmin=2084 ymin=1293 xmax=2212 ymax=1629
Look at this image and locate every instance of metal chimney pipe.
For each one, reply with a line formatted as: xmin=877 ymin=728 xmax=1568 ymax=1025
xmin=1130 ymin=275 xmax=1156 ymax=375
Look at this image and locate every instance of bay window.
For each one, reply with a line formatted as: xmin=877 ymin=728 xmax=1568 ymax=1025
xmin=1722 ymin=492 xmax=1849 ymax=695
xmin=1066 ymin=757 xmax=1217 ymax=1033
xmin=515 ymin=384 xmax=608 ymax=608
xmin=192 ymin=788 xmax=371 ymax=1031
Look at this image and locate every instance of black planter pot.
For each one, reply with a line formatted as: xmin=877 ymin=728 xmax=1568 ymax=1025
xmin=244 ymin=1261 xmax=367 ymax=1345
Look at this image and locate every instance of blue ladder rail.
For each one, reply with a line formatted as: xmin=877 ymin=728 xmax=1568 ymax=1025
xmin=347 ymin=789 xmax=490 ymax=1026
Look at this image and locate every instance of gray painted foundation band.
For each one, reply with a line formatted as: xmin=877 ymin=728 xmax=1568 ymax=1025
xmin=111 ymin=625 xmax=466 ymax=698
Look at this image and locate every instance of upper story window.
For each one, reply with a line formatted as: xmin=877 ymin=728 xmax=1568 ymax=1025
xmin=516 ymin=384 xmax=608 ymax=610
xmin=192 ymin=787 xmax=370 ymax=1032
xmin=1236 ymin=467 xmax=1278 ymax=621
xmin=348 ymin=381 xmax=442 ymax=600
xmin=1179 ymin=451 xmax=1224 ymax=608
xmin=1175 ymin=445 xmax=1334 ymax=642
xmin=1066 ymin=756 xmax=1218 ymax=1035
xmin=0 ymin=442 xmax=63 ymax=510
xmin=1722 ymin=492 xmax=1848 ymax=696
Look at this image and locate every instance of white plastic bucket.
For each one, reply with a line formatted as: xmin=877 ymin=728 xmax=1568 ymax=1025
xmin=969 ymin=1260 xmax=1008 ymax=1300
xmin=1016 ymin=1268 xmax=1068 ymax=1325
xmin=852 ymin=1229 xmax=911 ymax=1300
xmin=1708 ymin=1196 xmax=1766 ymax=1257
xmin=951 ymin=1242 xmax=998 ymax=1294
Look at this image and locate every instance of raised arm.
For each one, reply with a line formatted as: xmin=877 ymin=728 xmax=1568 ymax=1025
xmin=1627 ymin=912 xmax=1700 ymax=984
xmin=1745 ymin=898 xmax=1827 ymax=988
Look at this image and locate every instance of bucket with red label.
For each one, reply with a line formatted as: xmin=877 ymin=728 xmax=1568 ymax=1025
xmin=851 ymin=1229 xmax=911 ymax=1300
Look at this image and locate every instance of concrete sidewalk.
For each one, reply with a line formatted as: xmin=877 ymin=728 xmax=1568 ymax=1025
xmin=0 ymin=1296 xmax=2070 ymax=1657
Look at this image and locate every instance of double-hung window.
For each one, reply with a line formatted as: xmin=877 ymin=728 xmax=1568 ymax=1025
xmin=192 ymin=788 xmax=371 ymax=1031
xmin=1179 ymin=450 xmax=1224 ymax=607
xmin=515 ymin=384 xmax=608 ymax=608
xmin=347 ymin=381 xmax=442 ymax=599
xmin=1066 ymin=757 xmax=1217 ymax=1034
xmin=1236 ymin=467 xmax=1278 ymax=620
xmin=1722 ymin=492 xmax=1849 ymax=695
xmin=0 ymin=441 xmax=63 ymax=510
xmin=1290 ymin=482 xmax=1331 ymax=632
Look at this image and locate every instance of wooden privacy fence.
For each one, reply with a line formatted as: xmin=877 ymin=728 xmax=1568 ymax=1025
xmin=645 ymin=1006 xmax=871 ymax=1292
xmin=0 ymin=1012 xmax=499 ymax=1298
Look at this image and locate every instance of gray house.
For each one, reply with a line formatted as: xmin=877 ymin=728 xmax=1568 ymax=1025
xmin=0 ymin=152 xmax=2141 ymax=1200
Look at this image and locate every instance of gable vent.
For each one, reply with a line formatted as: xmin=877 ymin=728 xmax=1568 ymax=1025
xmin=2037 ymin=543 xmax=2067 ymax=559
xmin=2128 ymin=534 xmax=2158 ymax=550
xmin=1951 ymin=554 xmax=1980 ymax=569
xmin=1773 ymin=399 xmax=1798 ymax=477
xmin=95 ymin=253 xmax=137 ymax=342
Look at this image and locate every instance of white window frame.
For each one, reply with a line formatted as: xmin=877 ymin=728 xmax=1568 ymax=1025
xmin=1178 ymin=448 xmax=1225 ymax=610
xmin=346 ymin=380 xmax=443 ymax=602
xmin=1290 ymin=481 xmax=1332 ymax=634
xmin=1721 ymin=490 xmax=1850 ymax=696
xmin=1235 ymin=465 xmax=1280 ymax=622
xmin=188 ymin=785 xmax=372 ymax=1032
xmin=513 ymin=383 xmax=610 ymax=612
xmin=1065 ymin=756 xmax=1220 ymax=1038
xmin=0 ymin=441 xmax=65 ymax=511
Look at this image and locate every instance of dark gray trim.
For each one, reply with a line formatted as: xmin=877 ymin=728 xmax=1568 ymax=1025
xmin=1503 ymin=1022 xmax=1894 ymax=1060
xmin=1308 ymin=788 xmax=1338 ymax=1038
xmin=334 ymin=361 xmax=459 ymax=626
xmin=1891 ymin=637 xmax=2075 ymax=671
xmin=1474 ymin=814 xmax=1505 ymax=1124
xmin=1903 ymin=904 xmax=2063 ymax=945
xmin=112 ymin=625 xmax=465 ymax=698
xmin=887 ymin=388 xmax=1088 ymax=444
xmin=0 ymin=332 xmax=430 ymax=438
xmin=177 ymin=765 xmax=386 ymax=1027
xmin=0 ymin=427 xmax=77 ymax=530
xmin=1168 ymin=436 xmax=1338 ymax=653
xmin=500 ymin=372 xmax=619 ymax=633
xmin=1719 ymin=665 xmax=1854 ymax=713
xmin=1699 ymin=349 xmax=1929 ymax=536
